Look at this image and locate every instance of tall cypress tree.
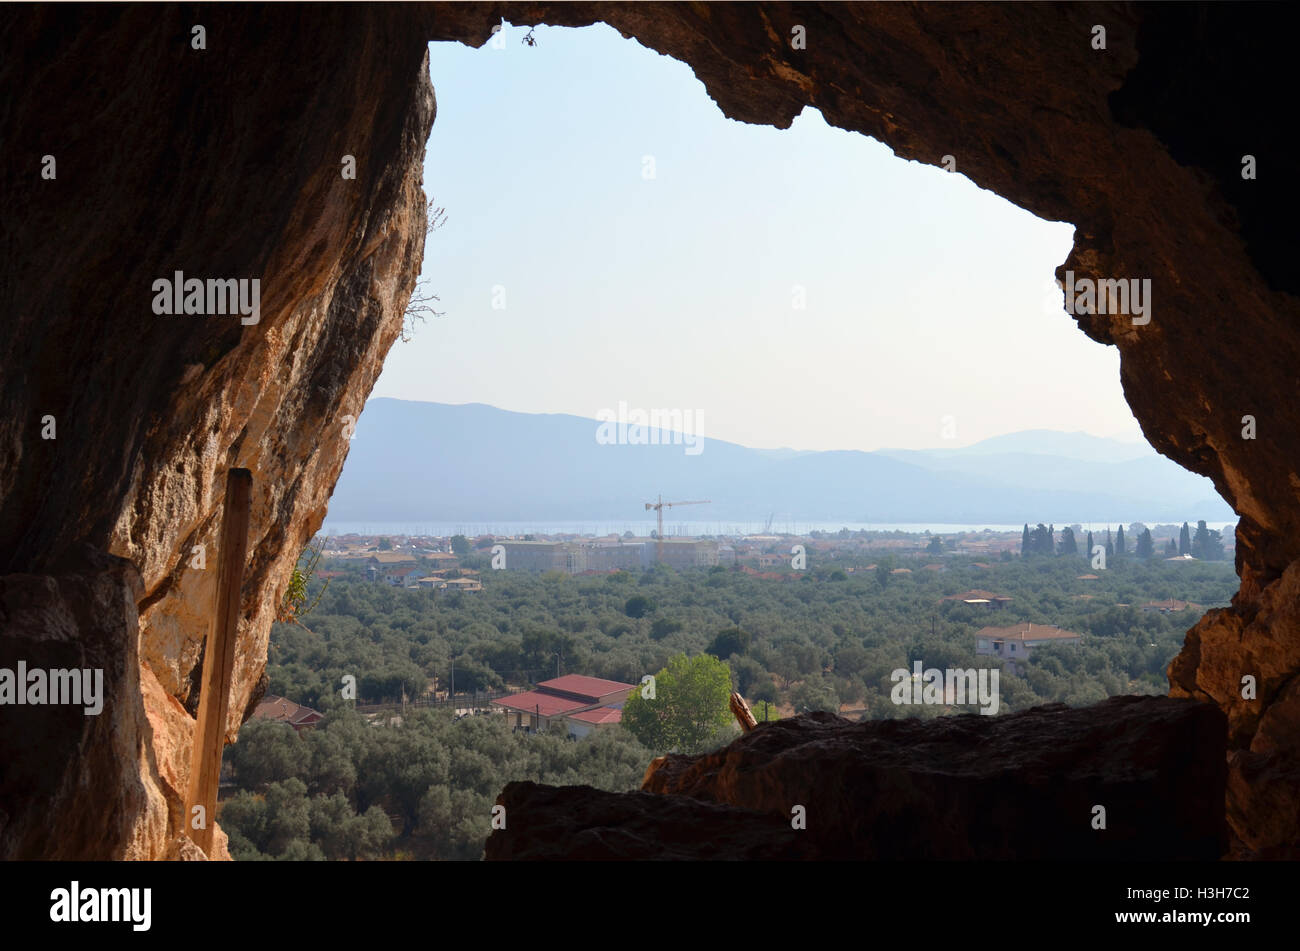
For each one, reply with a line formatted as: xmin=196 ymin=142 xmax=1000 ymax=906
xmin=1086 ymin=530 xmax=1095 ymax=559
xmin=1048 ymin=524 xmax=1056 ymax=556
xmin=1179 ymin=522 xmax=1192 ymax=555
xmin=1191 ymin=520 xmax=1224 ymax=560
xmin=1136 ymin=528 xmax=1155 ymax=559
xmin=1022 ymin=524 xmax=1031 ymax=557
xmin=1115 ymin=524 xmax=1126 ymax=555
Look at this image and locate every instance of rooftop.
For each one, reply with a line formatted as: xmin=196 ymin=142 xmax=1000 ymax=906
xmin=538 ymin=674 xmax=637 ymax=699
xmin=491 ymin=691 xmax=589 ymax=717
xmin=976 ymin=623 xmax=1082 ymax=643
xmin=942 ymin=589 xmax=1012 ymax=602
xmin=252 ymin=694 xmax=322 ymax=727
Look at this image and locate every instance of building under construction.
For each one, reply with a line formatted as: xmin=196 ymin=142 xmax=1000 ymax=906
xmin=497 ymin=537 xmax=722 ymax=574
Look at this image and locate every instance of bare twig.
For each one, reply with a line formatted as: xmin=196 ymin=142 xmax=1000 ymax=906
xmin=401 ymin=200 xmax=449 ymax=342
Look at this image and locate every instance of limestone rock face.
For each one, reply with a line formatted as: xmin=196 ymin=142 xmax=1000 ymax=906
xmin=0 ymin=546 xmax=161 ymax=859
xmin=2 ymin=6 xmax=434 ymax=857
xmin=2 ymin=3 xmax=1297 ymax=858
xmin=488 ymin=699 xmax=1227 ymax=860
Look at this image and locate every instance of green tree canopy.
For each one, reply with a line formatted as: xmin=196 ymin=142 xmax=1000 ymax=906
xmin=705 ymin=627 xmax=751 ymax=659
xmin=1192 ymin=520 xmax=1225 ymax=560
xmin=1135 ymin=528 xmax=1155 ymax=559
xmin=620 ymin=653 xmax=734 ymax=754
xmin=624 ymin=595 xmax=654 ymax=619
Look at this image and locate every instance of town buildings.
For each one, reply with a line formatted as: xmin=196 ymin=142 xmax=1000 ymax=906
xmin=497 ymin=538 xmax=721 ymax=573
xmin=975 ymin=623 xmax=1082 ymax=675
xmin=490 ymin=674 xmax=636 ymax=736
xmin=251 ymin=694 xmax=323 ymax=732
xmin=942 ymin=589 xmax=1014 ymax=609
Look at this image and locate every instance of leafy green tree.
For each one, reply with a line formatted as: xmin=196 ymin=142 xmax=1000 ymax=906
xmin=747 ymin=676 xmax=779 ymax=706
xmin=1192 ymin=520 xmax=1224 ymax=560
xmin=219 ymin=791 xmax=269 ymax=855
xmin=1058 ymin=527 xmax=1077 ymax=556
xmin=278 ymin=538 xmax=330 ymax=625
xmin=1135 ymin=528 xmax=1155 ymax=559
xmin=624 ymin=595 xmax=653 ymax=619
xmin=875 ymin=556 xmax=895 ymax=587
xmin=450 ymin=534 xmax=470 ymax=557
xmin=926 ymin=534 xmax=944 ymax=555
xmin=835 ymin=645 xmax=870 ymax=676
xmin=263 ymin=777 xmax=313 ymax=855
xmin=791 ymin=678 xmax=839 ymax=714
xmin=378 ymin=537 xmax=392 ymax=551
xmin=750 ymin=698 xmax=780 ymax=723
xmin=279 ymin=839 xmax=326 ymax=861
xmin=649 ymin=617 xmax=682 ymax=640
xmin=306 ymin=728 xmax=358 ymax=795
xmin=1027 ymin=523 xmax=1052 ymax=556
xmin=225 ymin=719 xmax=310 ymax=788
xmin=728 ymin=655 xmax=767 ymax=694
xmin=620 ymin=653 xmax=734 ymax=753
xmin=705 ymin=627 xmax=751 ymax=659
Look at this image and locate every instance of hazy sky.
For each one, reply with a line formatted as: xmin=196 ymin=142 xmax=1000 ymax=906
xmin=371 ymin=22 xmax=1145 ymax=452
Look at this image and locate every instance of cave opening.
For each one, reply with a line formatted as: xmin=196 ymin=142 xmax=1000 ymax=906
xmin=8 ymin=3 xmax=1290 ymax=864
xmin=242 ymin=21 xmax=1244 ymax=860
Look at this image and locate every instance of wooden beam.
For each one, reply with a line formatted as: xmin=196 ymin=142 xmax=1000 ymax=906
xmin=730 ymin=691 xmax=757 ymax=732
xmin=186 ymin=467 xmax=252 ymax=857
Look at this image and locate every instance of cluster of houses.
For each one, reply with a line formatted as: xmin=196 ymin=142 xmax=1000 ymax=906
xmin=944 ymin=586 xmax=1206 ymax=674
xmin=251 ymin=675 xmax=638 ymax=740
xmin=489 ymin=674 xmax=636 ymax=737
xmin=328 ymin=550 xmax=483 ymax=592
xmin=974 ymin=623 xmax=1082 ymax=675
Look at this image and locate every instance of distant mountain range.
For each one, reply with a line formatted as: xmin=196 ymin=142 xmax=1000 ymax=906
xmin=326 ymin=399 xmax=1234 ymax=524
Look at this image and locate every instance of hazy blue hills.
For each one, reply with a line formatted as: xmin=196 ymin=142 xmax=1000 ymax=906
xmin=326 ymin=399 xmax=1234 ymax=524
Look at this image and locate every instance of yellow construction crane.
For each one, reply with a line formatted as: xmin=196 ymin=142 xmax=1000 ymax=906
xmin=644 ymin=495 xmax=711 ymax=563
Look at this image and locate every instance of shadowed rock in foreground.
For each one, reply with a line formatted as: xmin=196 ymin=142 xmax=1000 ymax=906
xmin=484 ymin=783 xmax=819 ymax=860
xmin=487 ymin=697 xmax=1227 ymax=860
